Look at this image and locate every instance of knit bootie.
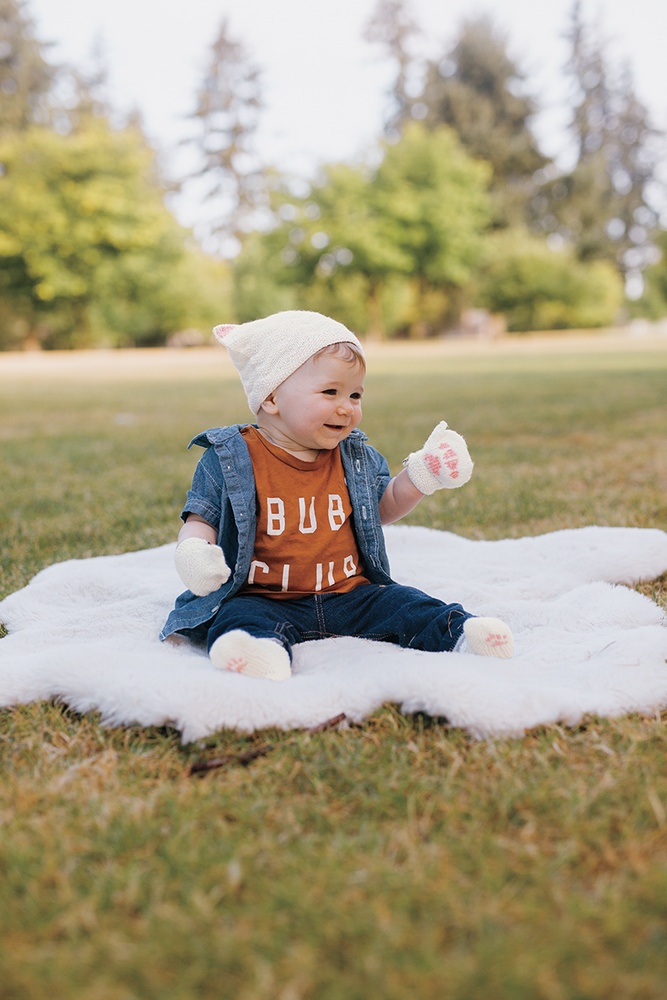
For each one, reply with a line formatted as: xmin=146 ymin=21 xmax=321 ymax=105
xmin=209 ymin=630 xmax=292 ymax=680
xmin=460 ymin=617 xmax=514 ymax=659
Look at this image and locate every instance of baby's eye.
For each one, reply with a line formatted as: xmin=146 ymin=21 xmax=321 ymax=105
xmin=351 ymin=392 xmax=363 ymax=400
xmin=322 ymin=388 xmax=337 ymax=395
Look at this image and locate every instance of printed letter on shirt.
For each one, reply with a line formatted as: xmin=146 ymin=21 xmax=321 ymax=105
xmin=248 ymin=560 xmax=269 ymax=584
xmin=328 ymin=494 xmax=346 ymax=531
xmin=267 ymin=497 xmax=285 ymax=536
xmin=298 ymin=496 xmax=317 ymax=534
xmin=343 ymin=555 xmax=357 ymax=577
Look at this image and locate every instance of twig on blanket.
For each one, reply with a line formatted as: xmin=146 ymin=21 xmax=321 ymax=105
xmin=307 ymin=713 xmax=347 ymax=733
xmin=189 ymin=744 xmax=274 ymax=775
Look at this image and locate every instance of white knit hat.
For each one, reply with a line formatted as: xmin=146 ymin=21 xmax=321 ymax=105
xmin=213 ymin=310 xmax=365 ymax=414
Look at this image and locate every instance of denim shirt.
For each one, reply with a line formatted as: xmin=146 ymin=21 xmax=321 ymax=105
xmin=159 ymin=425 xmax=394 ymax=641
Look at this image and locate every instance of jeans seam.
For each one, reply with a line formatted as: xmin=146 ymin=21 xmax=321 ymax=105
xmin=314 ymin=595 xmax=327 ymax=638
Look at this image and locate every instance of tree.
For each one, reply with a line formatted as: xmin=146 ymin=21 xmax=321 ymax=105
xmin=477 ymin=228 xmax=624 ymax=331
xmin=374 ymin=123 xmax=491 ymax=286
xmin=634 ymin=230 xmax=667 ymax=319
xmin=56 ymin=38 xmax=115 ymax=133
xmin=186 ymin=18 xmax=264 ymax=255
xmin=0 ymin=121 xmax=206 ymax=348
xmin=0 ymin=0 xmax=55 ymax=132
xmin=242 ymin=123 xmax=491 ymax=337
xmin=364 ymin=0 xmax=421 ymax=137
xmin=416 ymin=15 xmax=548 ymax=227
xmin=537 ymin=1 xmax=663 ymax=292
xmin=235 ymin=162 xmax=412 ymax=336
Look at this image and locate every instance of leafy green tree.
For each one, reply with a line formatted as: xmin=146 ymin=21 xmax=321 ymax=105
xmin=633 ymin=230 xmax=667 ymax=319
xmin=283 ymin=160 xmax=413 ymax=337
xmin=239 ymin=123 xmax=491 ymax=337
xmin=375 ymin=122 xmax=491 ymax=286
xmin=477 ymin=228 xmax=624 ymax=331
xmin=416 ymin=15 xmax=548 ymax=227
xmin=0 ymin=0 xmax=55 ymax=132
xmin=231 ymin=228 xmax=300 ymax=323
xmin=0 ymin=121 xmax=206 ymax=348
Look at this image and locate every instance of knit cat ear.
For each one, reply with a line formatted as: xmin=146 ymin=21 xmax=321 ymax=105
xmin=213 ymin=324 xmax=237 ymax=343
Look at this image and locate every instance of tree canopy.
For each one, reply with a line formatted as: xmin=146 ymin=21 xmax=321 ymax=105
xmin=0 ymin=0 xmax=665 ymax=349
xmin=477 ymin=228 xmax=624 ymax=332
xmin=0 ymin=0 xmax=231 ymax=349
xmin=234 ymin=123 xmax=491 ymax=337
xmin=0 ymin=123 xmax=219 ymax=347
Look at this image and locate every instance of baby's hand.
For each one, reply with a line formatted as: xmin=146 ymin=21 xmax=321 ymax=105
xmin=404 ymin=421 xmax=474 ymax=494
xmin=175 ymin=537 xmax=231 ymax=596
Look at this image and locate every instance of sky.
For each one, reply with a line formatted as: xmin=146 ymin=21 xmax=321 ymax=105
xmin=27 ymin=0 xmax=667 ymax=233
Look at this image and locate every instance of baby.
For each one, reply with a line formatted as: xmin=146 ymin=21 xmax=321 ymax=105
xmin=160 ymin=310 xmax=513 ymax=679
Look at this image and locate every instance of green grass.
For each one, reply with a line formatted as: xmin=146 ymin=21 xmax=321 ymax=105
xmin=1 ymin=340 xmax=666 ymax=999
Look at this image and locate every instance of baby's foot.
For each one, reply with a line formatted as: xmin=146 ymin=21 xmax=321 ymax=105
xmin=462 ymin=617 xmax=514 ymax=659
xmin=209 ymin=630 xmax=292 ymax=680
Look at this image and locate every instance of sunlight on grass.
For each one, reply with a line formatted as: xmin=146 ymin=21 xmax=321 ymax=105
xmin=1 ymin=336 xmax=666 ymax=998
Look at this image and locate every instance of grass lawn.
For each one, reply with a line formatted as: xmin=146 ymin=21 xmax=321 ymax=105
xmin=1 ymin=334 xmax=666 ymax=999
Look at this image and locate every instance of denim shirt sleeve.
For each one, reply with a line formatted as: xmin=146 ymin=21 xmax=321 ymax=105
xmin=159 ymin=426 xmax=257 ymax=642
xmin=341 ymin=431 xmax=394 ymax=583
xmin=181 ymin=444 xmax=230 ymax=530
xmin=368 ymin=444 xmax=391 ymax=503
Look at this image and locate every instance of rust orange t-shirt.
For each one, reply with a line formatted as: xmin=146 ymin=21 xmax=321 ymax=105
xmin=241 ymin=425 xmax=370 ymax=597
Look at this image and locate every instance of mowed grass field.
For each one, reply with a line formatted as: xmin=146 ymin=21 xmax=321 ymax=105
xmin=1 ymin=333 xmax=666 ymax=999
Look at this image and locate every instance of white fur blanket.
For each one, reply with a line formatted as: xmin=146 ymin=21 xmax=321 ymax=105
xmin=1 ymin=526 xmax=666 ymax=741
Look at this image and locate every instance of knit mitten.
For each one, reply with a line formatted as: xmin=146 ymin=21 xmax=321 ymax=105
xmin=461 ymin=617 xmax=514 ymax=659
xmin=404 ymin=421 xmax=474 ymax=494
xmin=209 ymin=630 xmax=292 ymax=681
xmin=175 ymin=536 xmax=231 ymax=596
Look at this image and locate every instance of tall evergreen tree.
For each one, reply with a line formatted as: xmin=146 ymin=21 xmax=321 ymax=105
xmin=63 ymin=38 xmax=114 ymax=131
xmin=0 ymin=0 xmax=55 ymax=132
xmin=540 ymin=1 xmax=662 ymax=289
xmin=187 ymin=18 xmax=264 ymax=255
xmin=364 ymin=0 xmax=421 ymax=137
xmin=417 ymin=15 xmax=548 ymax=227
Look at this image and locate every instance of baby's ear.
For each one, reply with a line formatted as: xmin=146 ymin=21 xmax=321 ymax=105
xmin=258 ymin=393 xmax=278 ymax=414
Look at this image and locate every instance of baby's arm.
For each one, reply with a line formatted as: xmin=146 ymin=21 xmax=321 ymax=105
xmin=379 ymin=469 xmax=424 ymax=525
xmin=379 ymin=421 xmax=474 ymax=525
xmin=175 ymin=514 xmax=231 ymax=595
xmin=178 ymin=513 xmax=217 ymax=545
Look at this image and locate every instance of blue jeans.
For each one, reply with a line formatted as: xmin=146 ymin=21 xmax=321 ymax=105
xmin=206 ymin=584 xmax=472 ymax=659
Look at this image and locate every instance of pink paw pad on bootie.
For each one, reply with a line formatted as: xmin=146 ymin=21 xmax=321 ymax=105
xmin=462 ymin=618 xmax=514 ymax=659
xmin=405 ymin=422 xmax=473 ymax=494
xmin=424 ymin=444 xmax=460 ymax=480
xmin=209 ymin=630 xmax=291 ymax=680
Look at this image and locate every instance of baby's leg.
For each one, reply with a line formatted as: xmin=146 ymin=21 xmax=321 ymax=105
xmin=209 ymin=629 xmax=291 ymax=681
xmin=207 ymin=595 xmax=292 ymax=681
xmin=320 ymin=585 xmax=514 ymax=659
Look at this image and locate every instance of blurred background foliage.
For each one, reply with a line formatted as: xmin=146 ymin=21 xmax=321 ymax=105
xmin=0 ymin=0 xmax=665 ymax=349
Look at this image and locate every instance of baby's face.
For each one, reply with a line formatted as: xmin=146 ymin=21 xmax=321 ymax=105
xmin=258 ymin=353 xmax=365 ymax=457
